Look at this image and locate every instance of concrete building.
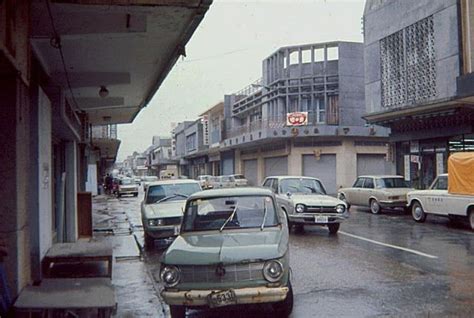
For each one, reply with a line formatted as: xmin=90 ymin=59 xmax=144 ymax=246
xmin=363 ymin=0 xmax=474 ymax=189
xmin=147 ymin=137 xmax=177 ymax=177
xmin=220 ymin=42 xmax=391 ymax=193
xmin=0 ymin=0 xmax=210 ymax=305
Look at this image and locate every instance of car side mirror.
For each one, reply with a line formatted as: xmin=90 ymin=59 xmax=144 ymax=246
xmin=286 ymin=192 xmax=292 ymax=198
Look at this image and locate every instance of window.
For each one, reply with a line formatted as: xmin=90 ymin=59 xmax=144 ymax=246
xmin=279 ymin=178 xmax=326 ymax=195
xmin=271 ymin=180 xmax=279 ymax=193
xmin=146 ymin=182 xmax=201 ymax=204
xmin=263 ymin=178 xmax=273 ymax=188
xmin=182 ymin=196 xmax=278 ymax=232
xmin=186 ymin=133 xmax=196 ymax=151
xmin=353 ymin=178 xmax=365 ymax=188
xmin=431 ymin=175 xmax=447 ymax=190
xmin=364 ymin=178 xmax=374 ymax=189
xmin=376 ymin=178 xmax=409 ymax=188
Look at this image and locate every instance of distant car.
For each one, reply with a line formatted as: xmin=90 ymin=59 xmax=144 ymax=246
xmin=133 ymin=176 xmax=141 ymax=185
xmin=263 ymin=176 xmax=347 ymax=234
xmin=209 ymin=175 xmax=235 ymax=188
xmin=230 ymin=174 xmax=248 ymax=187
xmin=338 ymin=175 xmax=414 ymax=214
xmin=142 ymin=175 xmax=159 ymax=191
xmin=160 ymin=187 xmax=293 ymax=318
xmin=196 ymin=175 xmax=213 ymax=189
xmin=114 ymin=177 xmax=139 ymax=197
xmin=141 ymin=180 xmax=201 ymax=248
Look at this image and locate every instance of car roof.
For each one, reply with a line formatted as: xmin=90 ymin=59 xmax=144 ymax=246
xmin=147 ymin=179 xmax=200 ymax=186
xmin=265 ymin=175 xmax=322 ymax=181
xmin=358 ymin=175 xmax=404 ymax=179
xmin=188 ymin=187 xmax=273 ymax=200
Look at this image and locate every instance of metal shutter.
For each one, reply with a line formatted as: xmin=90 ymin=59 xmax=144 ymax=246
xmin=357 ymin=154 xmax=391 ymax=177
xmin=264 ymin=156 xmax=288 ymax=177
xmin=303 ymin=154 xmax=337 ymax=195
xmin=243 ymin=159 xmax=258 ymax=186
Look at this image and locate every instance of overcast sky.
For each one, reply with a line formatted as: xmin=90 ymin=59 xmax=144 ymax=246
xmin=117 ymin=0 xmax=366 ymax=161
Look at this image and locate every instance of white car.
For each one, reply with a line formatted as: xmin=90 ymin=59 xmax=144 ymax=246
xmin=407 ymin=174 xmax=474 ymax=230
xmin=230 ymin=174 xmax=249 ymax=187
xmin=262 ymin=176 xmax=348 ymax=234
xmin=141 ymin=180 xmax=202 ymax=247
xmin=142 ymin=175 xmax=159 ymax=191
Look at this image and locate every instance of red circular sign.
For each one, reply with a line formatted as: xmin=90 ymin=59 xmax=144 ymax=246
xmin=287 ymin=112 xmax=307 ymax=126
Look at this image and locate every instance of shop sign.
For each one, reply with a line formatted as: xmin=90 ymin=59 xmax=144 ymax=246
xmin=286 ymin=112 xmax=308 ymax=126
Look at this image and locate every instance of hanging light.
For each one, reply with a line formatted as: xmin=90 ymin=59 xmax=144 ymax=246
xmin=99 ymin=86 xmax=109 ymax=98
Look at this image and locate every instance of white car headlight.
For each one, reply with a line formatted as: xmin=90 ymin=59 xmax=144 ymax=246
xmin=263 ymin=260 xmax=284 ymax=282
xmin=148 ymin=219 xmax=164 ymax=226
xmin=295 ymin=204 xmax=305 ymax=213
xmin=160 ymin=265 xmax=180 ymax=287
xmin=336 ymin=204 xmax=346 ymax=213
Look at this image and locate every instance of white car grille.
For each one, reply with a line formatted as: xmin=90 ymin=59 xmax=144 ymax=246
xmin=180 ymin=262 xmax=264 ymax=283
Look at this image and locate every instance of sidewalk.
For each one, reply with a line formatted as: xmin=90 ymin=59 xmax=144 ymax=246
xmin=92 ymin=195 xmax=165 ymax=317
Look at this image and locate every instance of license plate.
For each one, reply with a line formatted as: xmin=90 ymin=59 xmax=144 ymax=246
xmin=208 ymin=290 xmax=237 ymax=308
xmin=173 ymin=226 xmax=180 ymax=235
xmin=315 ymin=215 xmax=328 ymax=223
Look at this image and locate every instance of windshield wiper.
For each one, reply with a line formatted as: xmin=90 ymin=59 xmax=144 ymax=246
xmin=156 ymin=193 xmax=189 ymax=204
xmin=220 ymin=205 xmax=238 ymax=232
xmin=260 ymin=199 xmax=267 ymax=231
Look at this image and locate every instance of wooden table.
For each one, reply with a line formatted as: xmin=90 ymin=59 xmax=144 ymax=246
xmin=14 ymin=278 xmax=116 ymax=318
xmin=42 ymin=242 xmax=113 ymax=278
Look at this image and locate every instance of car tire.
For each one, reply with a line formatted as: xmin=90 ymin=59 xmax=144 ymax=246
xmin=144 ymin=232 xmax=154 ymax=249
xmin=411 ymin=201 xmax=427 ymax=223
xmin=328 ymin=223 xmax=340 ymax=234
xmin=273 ymin=281 xmax=293 ymax=317
xmin=370 ymin=199 xmax=381 ymax=214
xmin=469 ymin=208 xmax=474 ymax=231
xmin=339 ymin=194 xmax=351 ymax=210
xmin=169 ymin=305 xmax=186 ymax=318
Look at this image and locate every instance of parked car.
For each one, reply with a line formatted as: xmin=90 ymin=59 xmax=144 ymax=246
xmin=114 ymin=177 xmax=139 ymax=197
xmin=133 ymin=176 xmax=141 ymax=185
xmin=407 ymin=153 xmax=474 ymax=230
xmin=263 ymin=176 xmax=348 ymax=234
xmin=142 ymin=175 xmax=159 ymax=191
xmin=141 ymin=180 xmax=201 ymax=248
xmin=209 ymin=175 xmax=235 ymax=188
xmin=338 ymin=175 xmax=413 ymax=214
xmin=159 ymin=187 xmax=292 ymax=318
xmin=230 ymin=174 xmax=249 ymax=187
xmin=196 ymin=175 xmax=213 ymax=189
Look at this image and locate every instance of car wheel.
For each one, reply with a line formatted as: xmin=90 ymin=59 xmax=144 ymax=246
xmin=411 ymin=201 xmax=427 ymax=223
xmin=144 ymin=232 xmax=154 ymax=249
xmin=328 ymin=223 xmax=340 ymax=234
xmin=370 ymin=199 xmax=381 ymax=214
xmin=169 ymin=305 xmax=186 ymax=318
xmin=469 ymin=208 xmax=474 ymax=231
xmin=273 ymin=281 xmax=293 ymax=317
xmin=339 ymin=194 xmax=351 ymax=210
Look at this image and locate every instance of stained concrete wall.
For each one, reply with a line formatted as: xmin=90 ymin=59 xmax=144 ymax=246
xmin=0 ymin=76 xmax=32 ymax=297
xmin=364 ymin=0 xmax=460 ymax=113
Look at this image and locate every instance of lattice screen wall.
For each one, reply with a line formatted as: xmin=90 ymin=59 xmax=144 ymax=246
xmin=380 ymin=16 xmax=436 ymax=108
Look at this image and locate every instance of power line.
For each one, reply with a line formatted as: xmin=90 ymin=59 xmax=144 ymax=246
xmin=45 ymin=0 xmax=82 ymax=111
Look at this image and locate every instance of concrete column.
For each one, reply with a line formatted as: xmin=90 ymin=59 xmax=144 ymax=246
xmin=234 ymin=149 xmax=242 ymax=174
xmin=288 ymin=143 xmax=302 ymax=176
xmin=336 ymin=140 xmax=357 ymax=189
xmin=65 ymin=141 xmax=78 ymax=242
xmin=257 ymin=152 xmax=265 ymax=185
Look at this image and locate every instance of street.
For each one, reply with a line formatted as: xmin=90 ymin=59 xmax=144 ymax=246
xmin=103 ymin=189 xmax=474 ymax=318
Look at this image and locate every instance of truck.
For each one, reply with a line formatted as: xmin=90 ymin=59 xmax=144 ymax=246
xmin=407 ymin=152 xmax=474 ymax=230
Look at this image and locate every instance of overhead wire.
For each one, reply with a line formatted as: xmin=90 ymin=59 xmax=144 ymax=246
xmin=45 ymin=0 xmax=82 ymax=111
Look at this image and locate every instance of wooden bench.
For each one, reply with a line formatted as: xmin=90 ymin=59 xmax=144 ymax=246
xmin=14 ymin=278 xmax=116 ymax=318
xmin=42 ymin=242 xmax=113 ymax=279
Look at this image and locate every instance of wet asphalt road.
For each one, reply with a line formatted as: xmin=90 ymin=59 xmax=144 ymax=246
xmin=117 ymin=189 xmax=474 ymax=317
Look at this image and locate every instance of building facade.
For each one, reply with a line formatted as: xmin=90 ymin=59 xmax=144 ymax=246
xmin=363 ymin=0 xmax=474 ymax=189
xmin=219 ymin=42 xmax=391 ymax=194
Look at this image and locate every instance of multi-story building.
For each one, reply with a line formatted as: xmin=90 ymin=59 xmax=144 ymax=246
xmin=219 ymin=42 xmax=391 ymax=193
xmin=363 ymin=0 xmax=474 ymax=189
xmin=198 ymin=102 xmax=225 ymax=175
xmin=172 ymin=121 xmax=196 ymax=177
xmin=147 ymin=136 xmax=177 ymax=177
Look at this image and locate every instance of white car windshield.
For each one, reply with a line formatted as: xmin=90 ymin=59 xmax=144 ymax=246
xmin=280 ymin=178 xmax=326 ymax=195
xmin=182 ymin=196 xmax=278 ymax=232
xmin=146 ymin=183 xmax=201 ymax=204
xmin=121 ymin=178 xmax=133 ymax=185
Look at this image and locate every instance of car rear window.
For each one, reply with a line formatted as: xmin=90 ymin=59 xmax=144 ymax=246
xmin=376 ymin=178 xmax=409 ymax=188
